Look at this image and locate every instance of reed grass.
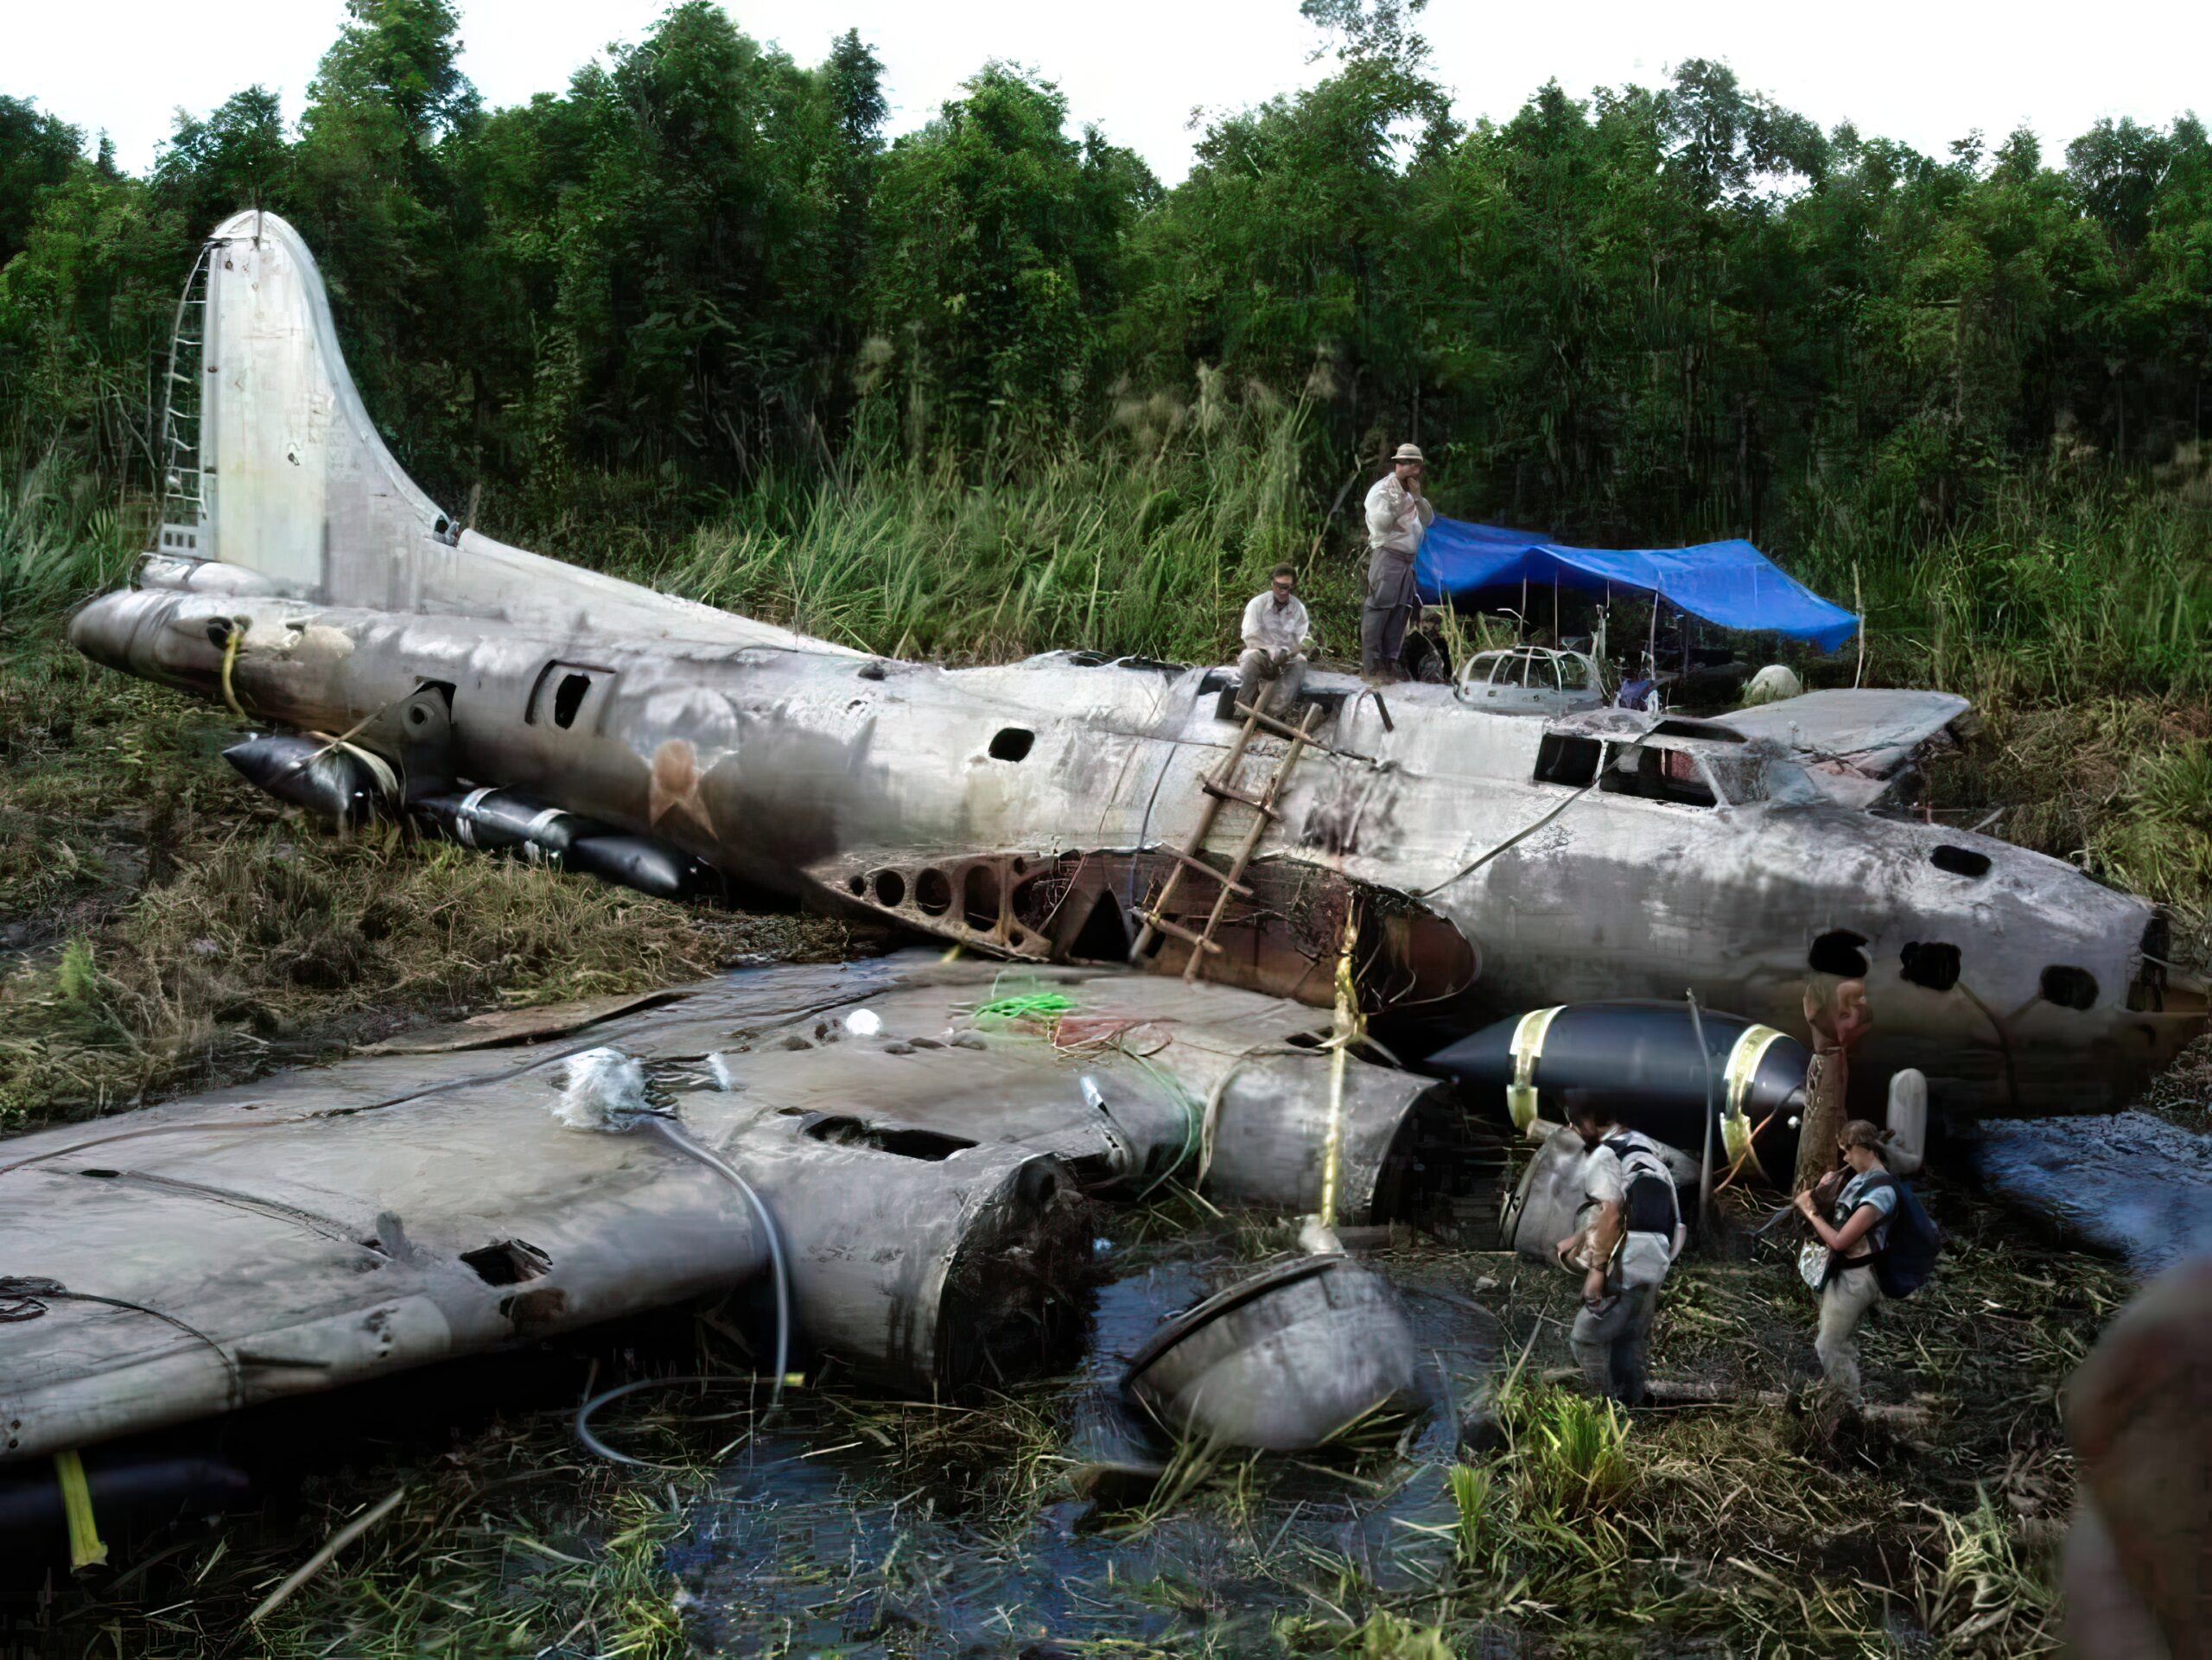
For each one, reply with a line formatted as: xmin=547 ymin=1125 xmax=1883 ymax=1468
xmin=1804 ymin=467 xmax=2212 ymax=705
xmin=636 ymin=391 xmax=1354 ymax=666
xmin=0 ymin=447 xmax=134 ymax=624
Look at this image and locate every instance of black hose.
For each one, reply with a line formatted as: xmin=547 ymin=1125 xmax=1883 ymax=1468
xmin=573 ymin=1374 xmax=772 ymax=1470
xmin=0 ymin=1277 xmax=241 ymax=1404
xmin=640 ymin=1118 xmax=791 ymax=1413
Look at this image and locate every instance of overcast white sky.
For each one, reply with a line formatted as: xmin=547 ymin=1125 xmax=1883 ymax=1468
xmin=9 ymin=0 xmax=2208 ymax=184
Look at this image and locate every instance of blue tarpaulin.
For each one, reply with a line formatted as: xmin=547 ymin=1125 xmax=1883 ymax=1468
xmin=1414 ymin=518 xmax=1859 ymax=652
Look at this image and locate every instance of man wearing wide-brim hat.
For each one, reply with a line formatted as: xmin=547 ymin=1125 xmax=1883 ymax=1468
xmin=1361 ymin=442 xmax=1434 ymax=681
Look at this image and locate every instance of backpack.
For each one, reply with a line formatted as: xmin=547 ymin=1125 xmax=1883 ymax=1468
xmin=1602 ymin=1135 xmax=1681 ymax=1236
xmin=1862 ymin=1172 xmax=1942 ymax=1299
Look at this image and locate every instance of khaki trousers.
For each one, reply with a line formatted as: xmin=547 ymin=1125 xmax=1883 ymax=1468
xmin=1816 ymin=1262 xmax=1883 ymax=1398
xmin=1570 ymin=1282 xmax=1657 ymax=1404
xmin=1235 ymin=647 xmax=1306 ymax=716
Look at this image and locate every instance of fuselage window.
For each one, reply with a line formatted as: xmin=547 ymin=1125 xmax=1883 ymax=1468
xmin=1533 ymin=733 xmax=1601 ymax=786
xmin=525 ymin=661 xmax=613 ymax=729
xmin=551 ymin=673 xmax=592 ymax=729
xmin=1599 ymin=744 xmax=1716 ymax=808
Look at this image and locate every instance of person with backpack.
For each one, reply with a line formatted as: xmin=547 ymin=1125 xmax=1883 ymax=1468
xmin=1793 ymin=1117 xmax=1935 ymax=1399
xmin=1554 ymin=1090 xmax=1687 ymax=1405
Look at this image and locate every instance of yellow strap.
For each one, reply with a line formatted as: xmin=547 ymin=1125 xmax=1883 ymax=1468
xmin=1719 ymin=1024 xmax=1788 ymax=1173
xmin=54 ymin=1449 xmax=106 ymax=1571
xmin=218 ymin=618 xmax=249 ymax=719
xmin=1318 ymin=909 xmax=1361 ymax=1229
xmin=1505 ymin=1005 xmax=1564 ymax=1133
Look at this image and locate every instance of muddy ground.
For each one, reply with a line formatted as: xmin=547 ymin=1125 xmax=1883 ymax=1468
xmin=0 ymin=633 xmax=2201 ymax=1658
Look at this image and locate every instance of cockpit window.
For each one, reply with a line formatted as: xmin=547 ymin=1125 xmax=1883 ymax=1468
xmin=1599 ymin=742 xmax=1717 ymax=808
xmin=1533 ymin=733 xmax=1602 ymax=786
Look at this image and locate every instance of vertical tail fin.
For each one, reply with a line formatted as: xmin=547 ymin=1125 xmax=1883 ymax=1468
xmin=168 ymin=210 xmax=455 ymax=602
xmin=138 ymin=212 xmax=844 ymax=651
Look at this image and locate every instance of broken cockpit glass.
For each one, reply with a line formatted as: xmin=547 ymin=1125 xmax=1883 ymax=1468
xmin=1536 ymin=733 xmax=1823 ymax=810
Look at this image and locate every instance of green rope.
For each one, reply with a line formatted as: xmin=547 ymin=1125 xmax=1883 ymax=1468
xmin=969 ymin=990 xmax=1077 ymax=1024
xmin=1122 ymin=1053 xmax=1204 ymax=1202
xmin=957 ymin=975 xmax=1199 ymax=1200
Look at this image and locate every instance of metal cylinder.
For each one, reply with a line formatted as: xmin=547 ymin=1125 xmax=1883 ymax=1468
xmin=225 ymin=734 xmax=391 ymax=829
xmin=708 ymin=1110 xmax=1094 ymax=1392
xmin=1427 ymin=1001 xmax=1810 ymax=1184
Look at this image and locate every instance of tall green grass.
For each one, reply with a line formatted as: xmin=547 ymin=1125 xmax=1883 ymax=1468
xmin=1797 ymin=472 xmax=2212 ymax=931
xmin=0 ymin=448 xmax=133 ymax=626
xmin=636 ymin=388 xmax=1350 ymax=665
xmin=1802 ymin=470 xmax=2212 ymax=704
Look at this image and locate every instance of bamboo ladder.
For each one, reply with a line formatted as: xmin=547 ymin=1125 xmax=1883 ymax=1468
xmin=1130 ymin=698 xmax=1324 ymax=983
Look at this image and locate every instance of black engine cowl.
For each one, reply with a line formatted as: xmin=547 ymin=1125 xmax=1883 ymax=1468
xmin=1426 ymin=1000 xmax=1809 ymax=1183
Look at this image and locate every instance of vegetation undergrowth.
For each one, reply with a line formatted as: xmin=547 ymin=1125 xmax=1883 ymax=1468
xmin=639 ymin=391 xmax=1338 ymax=665
xmin=1798 ymin=472 xmax=2212 ymax=942
xmin=0 ymin=447 xmax=131 ymax=620
xmin=1413 ymin=1178 xmax=2124 ymax=1658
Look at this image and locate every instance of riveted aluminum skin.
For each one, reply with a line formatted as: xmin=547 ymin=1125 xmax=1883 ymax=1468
xmin=0 ymin=955 xmax=1460 ymax=1462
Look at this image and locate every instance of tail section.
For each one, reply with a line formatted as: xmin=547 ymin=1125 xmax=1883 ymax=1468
xmin=166 ymin=210 xmax=453 ymax=600
xmin=143 ymin=211 xmax=842 ymax=652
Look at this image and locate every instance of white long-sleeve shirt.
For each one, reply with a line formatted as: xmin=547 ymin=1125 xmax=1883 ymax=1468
xmin=1240 ymin=590 xmax=1311 ymax=657
xmin=1364 ymin=474 xmax=1435 ymax=559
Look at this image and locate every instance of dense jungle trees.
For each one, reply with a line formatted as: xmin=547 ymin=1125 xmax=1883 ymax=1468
xmin=1 ymin=0 xmax=2208 ymax=556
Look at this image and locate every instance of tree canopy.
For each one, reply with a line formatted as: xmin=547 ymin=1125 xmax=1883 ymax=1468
xmin=1 ymin=0 xmax=2207 ymax=554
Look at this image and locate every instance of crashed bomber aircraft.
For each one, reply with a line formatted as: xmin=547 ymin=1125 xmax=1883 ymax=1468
xmin=72 ymin=211 xmax=2208 ymax=1116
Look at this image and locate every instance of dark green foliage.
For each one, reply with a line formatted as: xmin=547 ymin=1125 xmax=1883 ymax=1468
xmin=0 ymin=8 xmax=2206 ymax=566
xmin=0 ymin=95 xmax=84 ymax=270
xmin=869 ymin=67 xmax=1156 ymax=448
xmin=152 ymin=88 xmax=291 ymax=234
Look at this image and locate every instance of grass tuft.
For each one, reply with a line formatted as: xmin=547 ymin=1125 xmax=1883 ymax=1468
xmin=1522 ymin=1387 xmax=1632 ymax=1515
xmin=1915 ymin=1486 xmax=2063 ymax=1656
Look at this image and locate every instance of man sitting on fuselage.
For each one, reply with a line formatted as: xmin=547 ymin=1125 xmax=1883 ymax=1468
xmin=1237 ymin=563 xmax=1312 ymax=719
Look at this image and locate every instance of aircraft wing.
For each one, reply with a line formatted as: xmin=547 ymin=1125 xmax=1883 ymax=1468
xmin=1725 ymin=688 xmax=1971 ymax=776
xmin=0 ymin=952 xmax=1448 ymax=1462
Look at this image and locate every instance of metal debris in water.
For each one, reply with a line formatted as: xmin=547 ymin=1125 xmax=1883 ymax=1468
xmin=1122 ymin=1255 xmax=1420 ymax=1451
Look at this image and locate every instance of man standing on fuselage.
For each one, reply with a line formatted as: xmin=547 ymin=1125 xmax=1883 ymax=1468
xmin=1362 ymin=442 xmax=1434 ymax=682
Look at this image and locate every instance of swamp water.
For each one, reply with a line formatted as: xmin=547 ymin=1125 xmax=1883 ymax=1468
xmin=664 ymin=1231 xmax=1503 ymax=1657
xmin=1974 ymin=1110 xmax=2212 ymax=1275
